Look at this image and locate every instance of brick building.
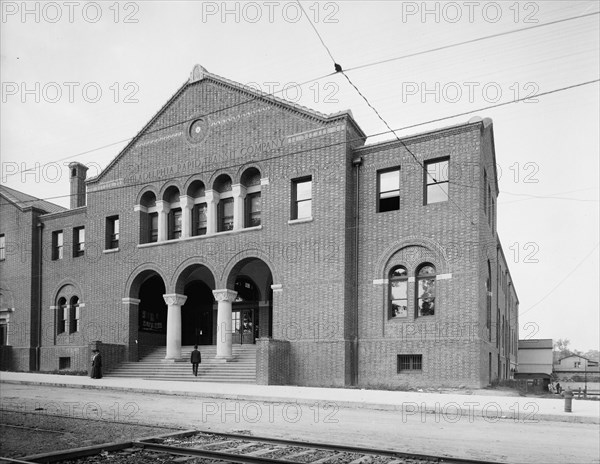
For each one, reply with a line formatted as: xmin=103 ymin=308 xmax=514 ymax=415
xmin=0 ymin=65 xmax=519 ymax=388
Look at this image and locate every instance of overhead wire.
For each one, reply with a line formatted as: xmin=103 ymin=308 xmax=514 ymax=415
xmin=2 ymin=78 xmax=599 ymax=207
xmin=344 ymin=11 xmax=599 ymax=73
xmin=10 ymin=9 xmax=598 ymax=175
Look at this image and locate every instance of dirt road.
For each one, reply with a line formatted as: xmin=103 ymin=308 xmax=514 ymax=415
xmin=1 ymin=383 xmax=598 ymax=463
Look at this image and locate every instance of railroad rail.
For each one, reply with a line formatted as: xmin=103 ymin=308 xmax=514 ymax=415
xmin=6 ymin=429 xmax=506 ymax=464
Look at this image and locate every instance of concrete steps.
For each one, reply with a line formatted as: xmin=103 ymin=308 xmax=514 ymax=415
xmin=108 ymin=345 xmax=257 ymax=383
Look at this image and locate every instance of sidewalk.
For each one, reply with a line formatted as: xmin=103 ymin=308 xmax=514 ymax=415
xmin=1 ymin=371 xmax=598 ymax=424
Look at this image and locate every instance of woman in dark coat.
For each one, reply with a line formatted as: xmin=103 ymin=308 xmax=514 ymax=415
xmin=91 ymin=349 xmax=102 ymax=379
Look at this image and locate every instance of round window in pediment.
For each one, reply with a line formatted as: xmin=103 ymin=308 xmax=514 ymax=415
xmin=186 ymin=118 xmax=210 ymax=144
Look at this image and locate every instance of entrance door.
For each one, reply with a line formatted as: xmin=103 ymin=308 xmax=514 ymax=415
xmin=232 ymin=308 xmax=258 ymax=344
xmin=182 ymin=281 xmax=213 ymax=345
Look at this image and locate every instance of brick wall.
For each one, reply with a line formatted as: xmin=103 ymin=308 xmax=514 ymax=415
xmin=354 ymin=123 xmax=491 ymax=388
xmin=256 ymin=337 xmax=290 ymax=385
xmin=3 ymin=71 xmax=519 ymax=389
xmin=0 ymin=200 xmax=45 ymax=371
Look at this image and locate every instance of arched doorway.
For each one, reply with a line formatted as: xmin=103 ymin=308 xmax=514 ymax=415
xmin=181 ymin=280 xmax=214 ymax=345
xmin=137 ymin=273 xmax=167 ymax=348
xmin=227 ymin=258 xmax=273 ymax=345
xmin=176 ymin=264 xmax=216 ymax=346
xmin=232 ymin=276 xmax=260 ymax=344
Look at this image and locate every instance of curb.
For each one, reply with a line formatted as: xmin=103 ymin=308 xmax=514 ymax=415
xmin=2 ymin=378 xmax=598 ymax=425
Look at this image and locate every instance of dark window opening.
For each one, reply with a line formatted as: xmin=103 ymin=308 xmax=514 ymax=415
xmin=149 ymin=213 xmax=158 ymax=243
xmin=192 ymin=204 xmax=207 ymax=236
xmin=57 ymin=298 xmax=67 ymax=334
xmin=52 ymin=231 xmax=63 ymax=260
xmin=69 ymin=296 xmax=80 ymax=333
xmin=246 ymin=192 xmax=261 ymax=227
xmin=106 ymin=216 xmax=119 ymax=249
xmin=59 ymin=357 xmax=71 ymax=370
xmin=169 ymin=208 xmax=182 ymax=239
xmin=218 ymin=198 xmax=234 ymax=232
xmin=73 ymin=227 xmax=85 ymax=257
xmin=0 ymin=323 xmax=7 ymax=346
xmin=398 ymin=354 xmax=422 ymax=372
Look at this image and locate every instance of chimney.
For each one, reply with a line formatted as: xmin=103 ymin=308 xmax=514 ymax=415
xmin=69 ymin=162 xmax=88 ymax=209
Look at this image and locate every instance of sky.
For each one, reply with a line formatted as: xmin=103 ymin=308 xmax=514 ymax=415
xmin=1 ymin=1 xmax=598 ymax=351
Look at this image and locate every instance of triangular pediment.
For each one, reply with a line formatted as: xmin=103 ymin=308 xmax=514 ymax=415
xmin=88 ymin=66 xmax=364 ymax=190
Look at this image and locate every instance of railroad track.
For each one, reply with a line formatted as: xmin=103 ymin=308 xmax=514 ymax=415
xmin=8 ymin=430 xmax=505 ymax=463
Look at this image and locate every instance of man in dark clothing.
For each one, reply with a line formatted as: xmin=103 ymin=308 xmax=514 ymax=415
xmin=91 ymin=349 xmax=102 ymax=379
xmin=190 ymin=345 xmax=201 ymax=376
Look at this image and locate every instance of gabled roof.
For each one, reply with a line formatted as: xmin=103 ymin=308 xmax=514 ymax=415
xmin=0 ymin=185 xmax=66 ymax=214
xmin=558 ymin=353 xmax=595 ymax=362
xmin=88 ymin=65 xmax=365 ymax=184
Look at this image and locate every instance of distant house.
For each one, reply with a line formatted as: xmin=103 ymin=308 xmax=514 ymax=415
xmin=516 ymin=339 xmax=553 ymax=390
xmin=555 ymin=354 xmax=600 ymax=374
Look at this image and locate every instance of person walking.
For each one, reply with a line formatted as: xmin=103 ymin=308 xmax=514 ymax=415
xmin=91 ymin=349 xmax=102 ymax=379
xmin=190 ymin=345 xmax=201 ymax=377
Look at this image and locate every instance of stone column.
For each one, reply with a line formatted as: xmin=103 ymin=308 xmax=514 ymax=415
xmin=163 ymin=294 xmax=187 ymax=360
xmin=213 ymin=289 xmax=237 ymax=360
xmin=122 ymin=297 xmax=140 ymax=361
xmin=180 ymin=195 xmax=192 ymax=238
xmin=156 ymin=200 xmax=170 ymax=242
xmin=205 ymin=190 xmax=219 ymax=235
xmin=232 ymin=184 xmax=247 ymax=231
xmin=64 ymin=304 xmax=71 ymax=334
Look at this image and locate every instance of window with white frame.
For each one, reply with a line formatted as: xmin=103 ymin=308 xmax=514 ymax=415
xmin=52 ymin=231 xmax=64 ymax=260
xmin=416 ymin=263 xmax=436 ymax=317
xmin=389 ymin=266 xmax=408 ymax=319
xmin=424 ymin=158 xmax=449 ymax=204
xmin=291 ymin=176 xmax=312 ymax=220
xmin=73 ymin=227 xmax=85 ymax=257
xmin=377 ymin=168 xmax=400 ymax=212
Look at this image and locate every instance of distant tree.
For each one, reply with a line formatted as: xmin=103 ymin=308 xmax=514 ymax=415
xmin=584 ymin=349 xmax=600 ymax=362
xmin=554 ymin=338 xmax=573 ymax=357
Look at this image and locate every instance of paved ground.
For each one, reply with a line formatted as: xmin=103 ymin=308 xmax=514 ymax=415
xmin=1 ymin=372 xmax=599 ymax=463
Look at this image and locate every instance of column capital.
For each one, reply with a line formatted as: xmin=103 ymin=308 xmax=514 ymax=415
xmin=232 ymin=184 xmax=247 ymax=198
xmin=212 ymin=289 xmax=238 ymax=302
xmin=205 ymin=189 xmax=220 ymax=202
xmin=156 ymin=200 xmax=170 ymax=213
xmin=122 ymin=297 xmax=141 ymax=305
xmin=179 ymin=195 xmax=192 ymax=208
xmin=163 ymin=293 xmax=187 ymax=306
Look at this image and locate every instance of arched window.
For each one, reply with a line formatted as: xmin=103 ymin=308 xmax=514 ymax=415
xmin=164 ymin=186 xmax=182 ymax=240
xmin=69 ymin=296 xmax=80 ymax=333
xmin=214 ymin=175 xmax=233 ymax=232
xmin=389 ymin=266 xmax=408 ymax=318
xmin=416 ymin=263 xmax=436 ymax=317
xmin=188 ymin=180 xmax=207 ymax=236
xmin=139 ymin=190 xmax=157 ymax=243
xmin=241 ymin=168 xmax=261 ymax=228
xmin=57 ymin=297 xmax=67 ymax=334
